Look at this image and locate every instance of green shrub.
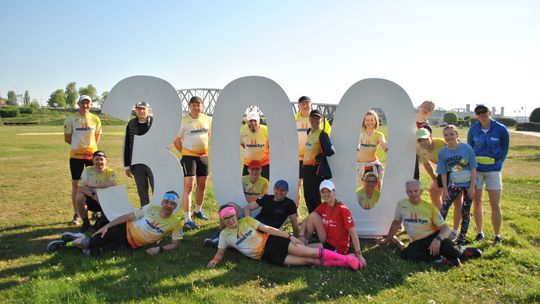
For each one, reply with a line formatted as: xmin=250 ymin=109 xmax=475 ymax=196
xmin=516 ymin=122 xmax=540 ymax=132
xmin=0 ymin=107 xmax=20 ymax=118
xmin=497 ymin=117 xmax=517 ymax=127
xmin=19 ymin=107 xmax=34 ymax=114
xmin=443 ymin=112 xmax=458 ymax=124
xmin=530 ymin=107 xmax=540 ymax=122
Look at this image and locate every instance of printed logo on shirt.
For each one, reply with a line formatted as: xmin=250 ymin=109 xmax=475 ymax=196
xmin=404 ymin=212 xmax=428 ymax=224
xmin=236 ymin=229 xmax=253 ymax=245
xmin=145 ymin=219 xmax=164 ymax=234
xmin=190 ymin=123 xmax=209 ymax=134
xmin=246 ymin=139 xmax=265 ymax=148
xmin=297 ymin=122 xmax=309 ymax=132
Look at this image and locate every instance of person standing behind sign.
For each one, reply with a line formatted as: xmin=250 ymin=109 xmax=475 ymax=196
xmin=240 ymin=111 xmax=270 ymax=179
xmin=467 ymin=105 xmax=509 ymax=245
xmin=356 ymin=110 xmax=388 ymax=189
xmin=123 ymin=101 xmax=154 ymax=207
xmin=173 ymin=96 xmax=212 ymax=230
xmin=64 ymin=95 xmax=102 ymax=226
xmin=302 ymin=109 xmax=335 ymax=213
xmin=414 ymin=100 xmax=435 ymax=180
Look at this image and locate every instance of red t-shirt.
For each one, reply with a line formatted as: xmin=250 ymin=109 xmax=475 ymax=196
xmin=314 ymin=202 xmax=355 ymax=254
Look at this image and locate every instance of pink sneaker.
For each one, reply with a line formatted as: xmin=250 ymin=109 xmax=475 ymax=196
xmin=345 ymin=253 xmax=360 ymax=271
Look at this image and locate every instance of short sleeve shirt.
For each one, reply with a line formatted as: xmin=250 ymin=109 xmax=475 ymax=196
xmin=240 ymin=124 xmax=270 ymax=166
xmin=417 ymin=138 xmax=446 ymax=164
xmin=242 ymin=175 xmax=270 ymax=202
xmin=255 ymin=195 xmax=297 ymax=229
xmin=178 ymin=113 xmax=211 ymax=157
xmin=394 ymin=198 xmax=445 ymax=241
xmin=64 ymin=112 xmax=102 ymax=159
xmin=357 ymin=130 xmax=385 ymax=162
xmin=218 ymin=216 xmax=269 ymax=259
xmin=78 ymin=166 xmax=116 ymax=190
xmin=436 ymin=143 xmax=478 ymax=188
xmin=303 ymin=129 xmax=322 ymax=166
xmin=314 ymin=202 xmax=355 ymax=254
xmin=126 ymin=205 xmax=184 ymax=248
xmin=355 ymin=188 xmax=381 ymax=210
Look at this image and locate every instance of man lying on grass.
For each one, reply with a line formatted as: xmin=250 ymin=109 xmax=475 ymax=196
xmin=207 ymin=205 xmax=363 ymax=270
xmin=377 ymin=180 xmax=482 ymax=267
xmin=48 ymin=191 xmax=183 ymax=257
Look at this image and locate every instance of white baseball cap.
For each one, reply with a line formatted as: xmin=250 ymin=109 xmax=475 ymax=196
xmin=246 ymin=111 xmax=260 ymax=122
xmin=78 ymin=95 xmax=92 ymax=103
xmin=319 ymin=180 xmax=335 ymax=191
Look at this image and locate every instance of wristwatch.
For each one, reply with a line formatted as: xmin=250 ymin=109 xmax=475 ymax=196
xmin=435 ymin=235 xmax=442 ymax=242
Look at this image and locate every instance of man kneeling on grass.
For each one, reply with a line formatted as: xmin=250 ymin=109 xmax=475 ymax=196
xmin=48 ymin=191 xmax=183 ymax=257
xmin=377 ymin=180 xmax=482 ymax=267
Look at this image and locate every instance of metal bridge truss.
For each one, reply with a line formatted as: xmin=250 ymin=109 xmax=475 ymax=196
xmin=177 ymin=88 xmax=386 ymax=124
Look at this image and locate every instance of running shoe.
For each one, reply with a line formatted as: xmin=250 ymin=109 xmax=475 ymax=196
xmin=448 ymin=231 xmax=458 ymax=242
xmin=203 ymin=237 xmax=219 ymax=248
xmin=69 ymin=214 xmax=81 ymax=226
xmin=442 ymin=256 xmax=462 ymax=267
xmin=474 ymin=232 xmax=485 ymax=241
xmin=456 ymin=237 xmax=468 ymax=245
xmin=493 ymin=235 xmax=502 ymax=245
xmin=193 ymin=211 xmax=209 ymax=220
xmin=183 ymin=220 xmax=199 ymax=230
xmin=61 ymin=231 xmax=85 ymax=242
xmin=47 ymin=240 xmax=66 ymax=252
xmin=461 ymin=247 xmax=482 ymax=261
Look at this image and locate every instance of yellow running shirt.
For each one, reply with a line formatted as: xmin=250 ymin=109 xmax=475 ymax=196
xmin=240 ymin=124 xmax=269 ymax=166
xmin=64 ymin=112 xmax=102 ymax=159
xmin=394 ymin=198 xmax=445 ymax=241
xmin=356 ymin=187 xmax=381 ymax=210
xmin=417 ymin=138 xmax=446 ymax=164
xmin=178 ymin=113 xmax=211 ymax=157
xmin=303 ymin=129 xmax=322 ymax=166
xmin=242 ymin=175 xmax=270 ymax=202
xmin=357 ymin=130 xmax=385 ymax=162
xmin=78 ymin=166 xmax=116 ymax=190
xmin=295 ymin=112 xmax=332 ymax=160
xmin=126 ymin=205 xmax=183 ymax=248
xmin=218 ymin=216 xmax=269 ymax=259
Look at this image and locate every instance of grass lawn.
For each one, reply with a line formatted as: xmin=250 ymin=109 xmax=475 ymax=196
xmin=0 ymin=125 xmax=539 ymax=303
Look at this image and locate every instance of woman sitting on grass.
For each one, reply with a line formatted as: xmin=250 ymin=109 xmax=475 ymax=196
xmin=207 ymin=205 xmax=361 ymax=270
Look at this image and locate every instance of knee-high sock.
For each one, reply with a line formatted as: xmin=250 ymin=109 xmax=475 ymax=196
xmin=319 ymin=248 xmax=346 ymax=266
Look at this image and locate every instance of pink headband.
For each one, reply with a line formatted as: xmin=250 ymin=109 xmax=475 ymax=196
xmin=219 ymin=207 xmax=236 ymax=219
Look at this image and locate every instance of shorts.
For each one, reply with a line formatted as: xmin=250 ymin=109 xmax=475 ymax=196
xmin=436 ymin=174 xmax=443 ymax=188
xmin=181 ymin=156 xmax=209 ymax=177
xmin=476 ymin=171 xmax=502 ymax=191
xmin=85 ymin=195 xmax=103 ymax=212
xmin=261 ymin=235 xmax=290 ymax=265
xmin=322 ymin=242 xmax=337 ymax=252
xmin=298 ymin=161 xmax=304 ymax=179
xmin=70 ymin=158 xmax=94 ymax=180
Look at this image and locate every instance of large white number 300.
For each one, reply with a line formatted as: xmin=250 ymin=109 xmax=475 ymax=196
xmin=99 ymin=76 xmax=184 ymax=219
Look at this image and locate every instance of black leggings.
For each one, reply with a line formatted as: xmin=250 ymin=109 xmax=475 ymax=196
xmin=88 ymin=223 xmax=131 ymax=254
xmin=400 ymin=232 xmax=463 ymax=262
xmin=302 ymin=165 xmax=323 ymax=213
xmin=439 ymin=186 xmax=473 ymax=241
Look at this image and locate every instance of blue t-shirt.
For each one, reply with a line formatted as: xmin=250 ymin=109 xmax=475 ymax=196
xmin=436 ymin=143 xmax=478 ymax=188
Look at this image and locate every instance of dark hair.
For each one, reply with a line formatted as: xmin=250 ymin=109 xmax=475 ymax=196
xmin=218 ymin=202 xmax=237 ymax=212
xmin=93 ymin=150 xmax=107 ymax=158
xmin=298 ymin=96 xmax=311 ymax=103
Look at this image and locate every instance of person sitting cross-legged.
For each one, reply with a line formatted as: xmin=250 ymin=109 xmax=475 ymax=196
xmin=377 ymin=180 xmax=482 ymax=267
xmin=48 ymin=191 xmax=183 ymax=257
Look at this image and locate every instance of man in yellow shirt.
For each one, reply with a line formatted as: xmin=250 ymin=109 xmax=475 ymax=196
xmin=76 ymin=150 xmax=117 ymax=232
xmin=174 ymin=96 xmax=212 ymax=230
xmin=356 ymin=172 xmax=381 ymax=210
xmin=64 ymin=95 xmax=102 ymax=226
xmin=416 ymin=128 xmax=447 ymax=209
xmin=240 ymin=111 xmax=270 ymax=179
xmin=378 ymin=180 xmax=481 ymax=267
xmin=242 ymin=160 xmax=270 ymax=203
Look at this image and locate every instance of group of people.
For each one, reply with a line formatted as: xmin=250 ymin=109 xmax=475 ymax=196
xmin=51 ymin=94 xmax=509 ymax=270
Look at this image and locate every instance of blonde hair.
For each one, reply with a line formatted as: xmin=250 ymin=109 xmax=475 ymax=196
xmin=443 ymin=124 xmax=459 ymax=137
xmin=362 ymin=110 xmax=380 ymax=130
xmin=420 ymin=100 xmax=436 ymax=112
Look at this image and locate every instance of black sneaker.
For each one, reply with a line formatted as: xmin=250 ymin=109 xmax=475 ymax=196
xmin=61 ymin=232 xmax=85 ymax=242
xmin=80 ymin=220 xmax=91 ymax=233
xmin=47 ymin=240 xmax=66 ymax=252
xmin=474 ymin=233 xmax=485 ymax=241
xmin=456 ymin=237 xmax=468 ymax=245
xmin=493 ymin=235 xmax=502 ymax=245
xmin=442 ymin=256 xmax=462 ymax=267
xmin=461 ymin=247 xmax=482 ymax=261
xmin=203 ymin=237 xmax=219 ymax=248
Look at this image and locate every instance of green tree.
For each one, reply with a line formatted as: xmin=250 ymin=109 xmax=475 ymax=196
xmin=95 ymin=90 xmax=109 ymax=107
xmin=7 ymin=90 xmax=17 ymax=105
xmin=443 ymin=112 xmax=458 ymax=124
xmin=65 ymin=82 xmax=78 ymax=107
xmin=23 ymin=90 xmax=31 ymax=106
xmin=78 ymin=84 xmax=97 ymax=101
xmin=30 ymin=100 xmax=40 ymax=109
xmin=530 ymin=107 xmax=540 ymax=123
xmin=48 ymin=89 xmax=67 ymax=107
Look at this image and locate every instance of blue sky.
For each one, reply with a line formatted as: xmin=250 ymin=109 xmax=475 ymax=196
xmin=1 ymin=0 xmax=538 ymax=117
